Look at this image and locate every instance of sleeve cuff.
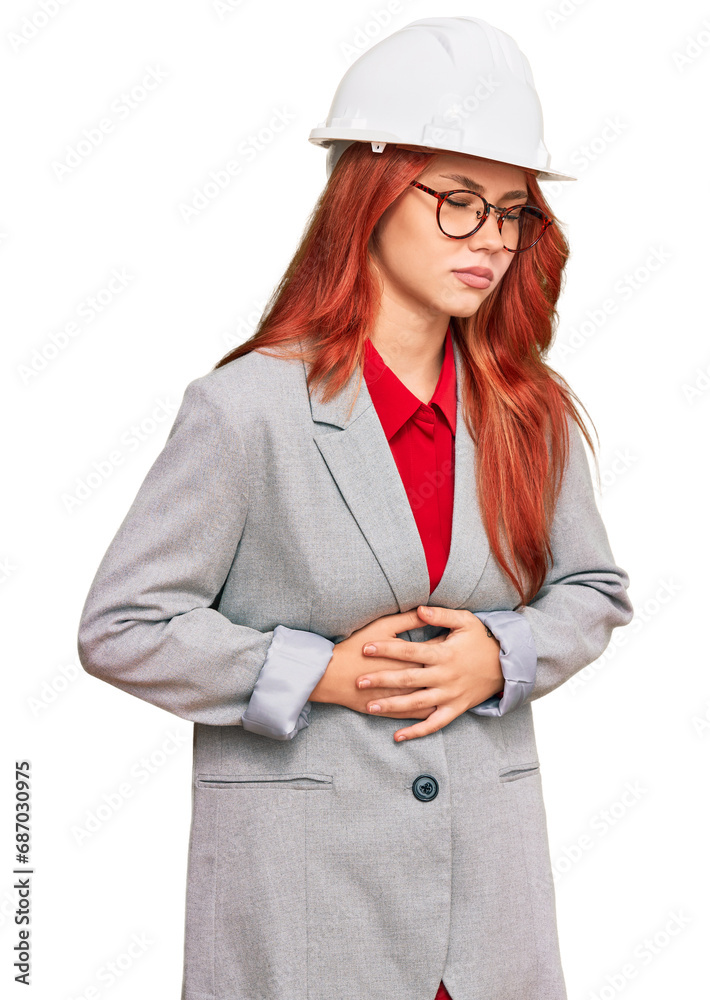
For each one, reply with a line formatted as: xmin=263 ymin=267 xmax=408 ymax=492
xmin=467 ymin=611 xmax=537 ymax=717
xmin=241 ymin=625 xmax=335 ymax=740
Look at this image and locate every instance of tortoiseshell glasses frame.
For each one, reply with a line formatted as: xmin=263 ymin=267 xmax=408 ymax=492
xmin=409 ymin=181 xmax=554 ymax=252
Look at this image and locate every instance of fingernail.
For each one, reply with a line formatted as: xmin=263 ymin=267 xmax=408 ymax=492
xmin=363 ymin=644 xmax=376 ymax=654
xmin=395 ymin=735 xmax=406 ymax=741
xmin=358 ymin=679 xmax=370 ymax=688
xmin=369 ymin=704 xmax=381 ymax=713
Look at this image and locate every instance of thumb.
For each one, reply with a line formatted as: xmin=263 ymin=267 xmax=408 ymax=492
xmin=417 ymin=605 xmax=464 ymax=626
xmin=386 ymin=608 xmax=429 ymax=631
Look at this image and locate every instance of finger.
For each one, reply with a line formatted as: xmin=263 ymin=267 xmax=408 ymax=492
xmin=357 ymin=667 xmax=432 ymax=690
xmin=377 ymin=687 xmax=426 ymax=697
xmin=393 ymin=706 xmax=456 ymax=741
xmin=416 ymin=606 xmax=474 ymax=630
xmin=362 ymin=639 xmax=440 ymax=665
xmin=376 ymin=708 xmax=436 ymax=719
xmin=385 ymin=608 xmax=430 ymax=628
xmin=365 ymin=690 xmax=440 ymax=715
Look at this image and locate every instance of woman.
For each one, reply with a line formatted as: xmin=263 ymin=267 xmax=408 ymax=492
xmin=77 ymin=17 xmax=633 ymax=1000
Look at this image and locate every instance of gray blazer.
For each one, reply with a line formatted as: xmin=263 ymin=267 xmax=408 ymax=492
xmin=77 ymin=336 xmax=633 ymax=1000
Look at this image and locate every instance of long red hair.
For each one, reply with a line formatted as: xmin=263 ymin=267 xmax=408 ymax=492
xmin=213 ymin=142 xmax=597 ymax=607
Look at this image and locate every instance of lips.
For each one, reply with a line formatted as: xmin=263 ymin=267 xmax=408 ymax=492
xmin=452 ymin=265 xmax=493 ymax=289
xmin=453 ymin=266 xmax=494 ymax=280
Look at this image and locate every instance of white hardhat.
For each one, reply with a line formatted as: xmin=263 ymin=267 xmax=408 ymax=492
xmin=309 ymin=16 xmax=575 ymax=184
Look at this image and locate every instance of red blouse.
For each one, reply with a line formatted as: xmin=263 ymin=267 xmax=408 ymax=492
xmin=362 ymin=324 xmax=497 ymax=1000
xmin=363 ymin=322 xmax=505 ymax=684
xmin=363 ymin=324 xmax=457 ymax=596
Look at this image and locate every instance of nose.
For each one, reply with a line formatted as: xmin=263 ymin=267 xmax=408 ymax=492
xmin=465 ymin=210 xmax=505 ymax=252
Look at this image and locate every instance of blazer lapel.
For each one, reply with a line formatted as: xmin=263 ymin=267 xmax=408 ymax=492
xmin=306 ymin=335 xmax=492 ymax=612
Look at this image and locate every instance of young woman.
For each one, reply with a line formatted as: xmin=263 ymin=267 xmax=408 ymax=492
xmin=77 ymin=17 xmax=633 ymax=1000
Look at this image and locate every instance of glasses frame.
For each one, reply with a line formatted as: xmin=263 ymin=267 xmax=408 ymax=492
xmin=409 ymin=181 xmax=553 ymax=252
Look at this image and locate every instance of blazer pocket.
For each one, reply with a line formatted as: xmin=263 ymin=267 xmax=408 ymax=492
xmin=498 ymin=761 xmax=540 ymax=783
xmin=196 ymin=772 xmax=333 ymax=790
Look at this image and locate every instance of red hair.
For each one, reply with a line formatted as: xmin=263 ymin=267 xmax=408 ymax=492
xmin=213 ymin=143 xmax=597 ymax=607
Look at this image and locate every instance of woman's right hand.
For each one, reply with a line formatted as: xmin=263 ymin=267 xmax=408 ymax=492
xmin=309 ymin=609 xmax=445 ymax=720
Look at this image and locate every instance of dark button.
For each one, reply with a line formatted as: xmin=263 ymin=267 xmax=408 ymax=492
xmin=412 ymin=774 xmax=439 ymax=802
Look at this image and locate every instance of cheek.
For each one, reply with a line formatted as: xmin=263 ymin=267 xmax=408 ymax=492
xmin=500 ymin=254 xmax=516 ymax=278
xmin=381 ymin=200 xmax=437 ymax=260
xmin=490 ymin=254 xmax=515 ymax=293
xmin=380 ymin=220 xmax=436 ymax=285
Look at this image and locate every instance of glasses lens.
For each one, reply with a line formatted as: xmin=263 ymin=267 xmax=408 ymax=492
xmin=500 ymin=205 xmax=548 ymax=251
xmin=439 ymin=193 xmax=547 ymax=250
xmin=439 ymin=191 xmax=486 ymax=238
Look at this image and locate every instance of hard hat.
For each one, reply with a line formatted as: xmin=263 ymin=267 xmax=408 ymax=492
xmin=309 ymin=16 xmax=575 ymax=184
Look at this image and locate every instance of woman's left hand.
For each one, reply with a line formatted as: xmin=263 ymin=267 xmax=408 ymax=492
xmin=355 ymin=606 xmax=504 ymax=742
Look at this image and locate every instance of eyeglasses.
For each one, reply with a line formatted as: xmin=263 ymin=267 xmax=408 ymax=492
xmin=409 ymin=181 xmax=553 ymax=252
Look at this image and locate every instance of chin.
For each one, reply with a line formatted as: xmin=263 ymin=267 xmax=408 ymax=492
xmin=444 ymin=289 xmax=490 ymax=316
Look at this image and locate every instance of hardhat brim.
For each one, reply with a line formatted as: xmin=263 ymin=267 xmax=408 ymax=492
xmin=308 ymin=132 xmax=576 ymax=183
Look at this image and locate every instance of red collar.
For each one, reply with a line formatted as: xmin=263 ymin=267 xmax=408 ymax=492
xmin=363 ymin=323 xmax=457 ymax=441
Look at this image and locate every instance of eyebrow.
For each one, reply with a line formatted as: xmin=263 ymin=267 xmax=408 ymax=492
xmin=439 ymin=173 xmax=528 ymax=201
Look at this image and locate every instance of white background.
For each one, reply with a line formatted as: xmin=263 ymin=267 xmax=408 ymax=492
xmin=2 ymin=0 xmax=707 ymax=998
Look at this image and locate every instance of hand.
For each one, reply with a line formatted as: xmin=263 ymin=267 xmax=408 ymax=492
xmin=309 ymin=609 xmax=443 ymax=720
xmin=355 ymin=606 xmax=504 ymax=742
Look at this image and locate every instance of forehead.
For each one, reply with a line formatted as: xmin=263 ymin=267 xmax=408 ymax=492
xmin=425 ymin=153 xmax=529 ymax=193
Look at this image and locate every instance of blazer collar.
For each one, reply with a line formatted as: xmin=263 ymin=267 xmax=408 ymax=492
xmin=305 ymin=332 xmax=492 ymax=613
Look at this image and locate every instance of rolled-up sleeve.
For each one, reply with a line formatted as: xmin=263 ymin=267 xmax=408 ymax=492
xmin=241 ymin=626 xmax=334 ymax=740
xmin=468 ymin=610 xmax=537 ymax=717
